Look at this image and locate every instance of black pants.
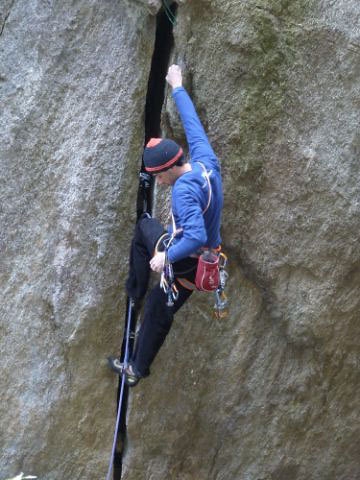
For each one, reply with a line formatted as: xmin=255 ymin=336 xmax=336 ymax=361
xmin=126 ymin=216 xmax=198 ymax=377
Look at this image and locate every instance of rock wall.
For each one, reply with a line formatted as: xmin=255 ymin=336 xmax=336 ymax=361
xmin=1 ymin=0 xmax=360 ymax=479
xmin=124 ymin=1 xmax=360 ymax=480
xmin=0 ymin=1 xmax=155 ymax=478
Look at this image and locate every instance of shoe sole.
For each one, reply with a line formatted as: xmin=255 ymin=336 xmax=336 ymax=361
xmin=107 ymin=357 xmax=124 ymax=375
xmin=107 ymin=357 xmax=140 ymax=387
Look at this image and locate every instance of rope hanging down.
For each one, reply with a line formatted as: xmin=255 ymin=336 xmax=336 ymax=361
xmin=162 ymin=0 xmax=176 ymax=25
xmin=105 ymin=299 xmax=134 ymax=480
xmin=105 ymin=170 xmax=153 ymax=480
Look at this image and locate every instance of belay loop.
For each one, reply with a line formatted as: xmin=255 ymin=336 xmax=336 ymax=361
xmin=214 ymin=252 xmax=229 ymax=319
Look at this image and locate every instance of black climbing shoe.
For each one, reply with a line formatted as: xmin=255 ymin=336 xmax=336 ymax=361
xmin=107 ymin=357 xmax=140 ymax=387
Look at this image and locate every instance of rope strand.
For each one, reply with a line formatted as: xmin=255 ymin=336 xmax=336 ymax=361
xmin=105 ymin=299 xmax=134 ymax=480
xmin=162 ymin=0 xmax=176 ymax=25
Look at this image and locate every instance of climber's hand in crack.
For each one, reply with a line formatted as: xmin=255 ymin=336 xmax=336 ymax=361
xmin=166 ymin=64 xmax=183 ymax=89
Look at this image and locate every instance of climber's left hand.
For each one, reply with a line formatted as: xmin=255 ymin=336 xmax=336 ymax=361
xmin=150 ymin=251 xmax=166 ymax=273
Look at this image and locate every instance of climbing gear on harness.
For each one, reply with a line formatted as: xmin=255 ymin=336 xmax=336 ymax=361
xmin=107 ymin=357 xmax=140 ymax=387
xmin=213 ymin=253 xmax=229 ymax=319
xmin=160 ymin=247 xmax=179 ymax=307
xmin=159 ymin=214 xmax=182 ymax=306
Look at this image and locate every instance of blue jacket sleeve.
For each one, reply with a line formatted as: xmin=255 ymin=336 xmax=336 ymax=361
xmin=167 ymin=185 xmax=207 ymax=263
xmin=172 ymin=87 xmax=220 ymax=171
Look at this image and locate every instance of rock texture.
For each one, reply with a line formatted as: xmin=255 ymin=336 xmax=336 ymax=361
xmin=123 ymin=1 xmax=360 ymax=480
xmin=1 ymin=0 xmax=360 ymax=479
xmin=0 ymin=1 xmax=155 ymax=478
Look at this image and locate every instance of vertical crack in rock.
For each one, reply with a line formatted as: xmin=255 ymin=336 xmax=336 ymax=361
xmin=144 ymin=2 xmax=177 ymax=142
xmin=0 ymin=0 xmax=15 ymax=37
xmin=112 ymin=3 xmax=177 ymax=479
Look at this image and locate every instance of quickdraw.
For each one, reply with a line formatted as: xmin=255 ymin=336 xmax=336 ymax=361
xmin=160 ymin=250 xmax=179 ymax=307
xmin=213 ymin=252 xmax=229 ymax=319
xmin=160 ymin=235 xmax=179 ymax=307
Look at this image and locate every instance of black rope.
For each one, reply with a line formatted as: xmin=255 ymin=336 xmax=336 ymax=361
xmin=106 ymin=2 xmax=177 ymax=477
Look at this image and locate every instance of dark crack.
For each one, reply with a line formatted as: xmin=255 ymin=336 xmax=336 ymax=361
xmin=112 ymin=4 xmax=178 ymax=479
xmin=0 ymin=0 xmax=15 ymax=37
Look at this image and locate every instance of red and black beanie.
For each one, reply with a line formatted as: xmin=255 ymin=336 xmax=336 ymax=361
xmin=143 ymin=138 xmax=183 ymax=173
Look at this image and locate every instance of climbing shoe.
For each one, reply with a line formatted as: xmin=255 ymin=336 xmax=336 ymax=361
xmin=107 ymin=357 xmax=140 ymax=387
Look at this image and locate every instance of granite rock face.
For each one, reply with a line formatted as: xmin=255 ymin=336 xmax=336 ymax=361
xmin=123 ymin=1 xmax=360 ymax=480
xmin=0 ymin=1 xmax=154 ymax=478
xmin=1 ymin=0 xmax=360 ymax=479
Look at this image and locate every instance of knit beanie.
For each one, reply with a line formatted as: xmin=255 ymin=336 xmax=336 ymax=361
xmin=143 ymin=138 xmax=183 ymax=173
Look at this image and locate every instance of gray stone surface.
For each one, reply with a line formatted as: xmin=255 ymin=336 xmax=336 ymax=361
xmin=123 ymin=1 xmax=360 ymax=479
xmin=1 ymin=0 xmax=360 ymax=479
xmin=0 ymin=1 xmax=154 ymax=478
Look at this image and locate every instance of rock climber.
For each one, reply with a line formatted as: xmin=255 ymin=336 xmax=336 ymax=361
xmin=108 ymin=64 xmax=223 ymax=386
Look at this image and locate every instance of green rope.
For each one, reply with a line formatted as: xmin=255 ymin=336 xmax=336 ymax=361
xmin=162 ymin=0 xmax=177 ymax=25
xmin=163 ymin=1 xmax=176 ymax=25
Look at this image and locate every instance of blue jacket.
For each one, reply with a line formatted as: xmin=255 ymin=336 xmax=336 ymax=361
xmin=167 ymin=87 xmax=223 ymax=263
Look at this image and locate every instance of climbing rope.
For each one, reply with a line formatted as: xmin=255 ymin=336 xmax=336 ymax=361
xmin=105 ymin=299 xmax=134 ymax=480
xmin=162 ymin=0 xmax=177 ymax=25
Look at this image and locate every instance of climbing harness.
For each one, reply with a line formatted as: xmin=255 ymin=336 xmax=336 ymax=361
xmin=105 ymin=298 xmax=134 ymax=480
xmin=160 ymin=162 xmax=229 ymax=314
xmin=168 ymin=247 xmax=229 ymax=316
xmin=180 ymin=248 xmax=229 ymax=317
